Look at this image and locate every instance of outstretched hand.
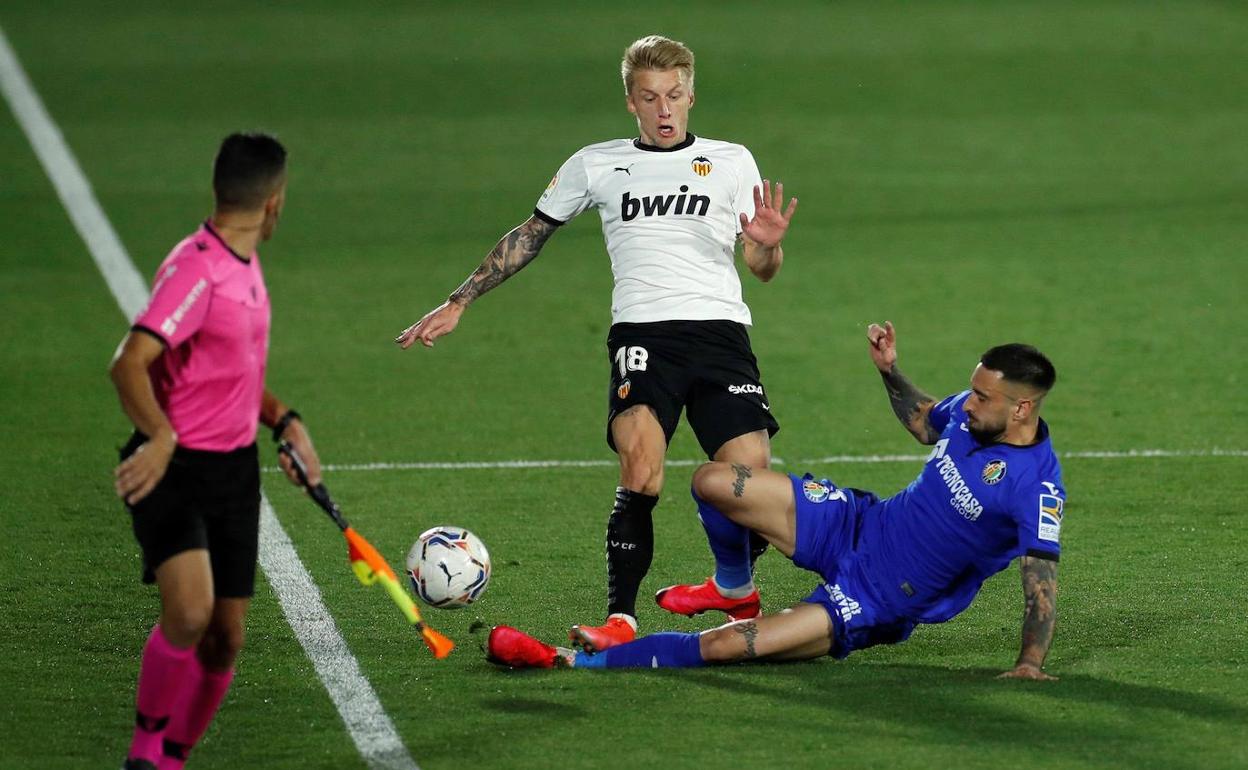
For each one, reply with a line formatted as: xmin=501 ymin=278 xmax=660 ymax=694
xmin=739 ymin=180 xmax=797 ymax=248
xmin=866 ymin=321 xmax=897 ymax=374
xmin=998 ymin=663 xmax=1058 ymax=681
xmin=395 ymin=300 xmax=466 ymax=350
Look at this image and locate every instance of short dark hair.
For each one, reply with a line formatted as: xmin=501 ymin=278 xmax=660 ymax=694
xmin=213 ymin=132 xmax=287 ymax=211
xmin=980 ymin=343 xmax=1056 ymax=394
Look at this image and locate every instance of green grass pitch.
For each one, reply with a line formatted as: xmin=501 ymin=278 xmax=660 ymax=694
xmin=1 ymin=1 xmax=1245 ymax=768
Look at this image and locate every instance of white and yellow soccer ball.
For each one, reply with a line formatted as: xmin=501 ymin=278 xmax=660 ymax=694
xmin=405 ymin=526 xmax=491 ymax=608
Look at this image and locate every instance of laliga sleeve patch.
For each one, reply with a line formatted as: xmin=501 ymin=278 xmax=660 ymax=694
xmin=1037 ymin=493 xmax=1064 ymax=542
xmin=540 ymin=174 xmax=558 ymax=201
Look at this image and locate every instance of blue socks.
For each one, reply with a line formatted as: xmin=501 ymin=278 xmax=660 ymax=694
xmin=574 ymin=633 xmax=704 ymax=669
xmin=694 ymin=491 xmax=753 ymax=591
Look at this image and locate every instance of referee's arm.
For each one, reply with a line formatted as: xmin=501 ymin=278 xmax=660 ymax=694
xmin=262 ymin=390 xmax=322 ymax=487
xmin=110 ymin=330 xmax=177 ymax=504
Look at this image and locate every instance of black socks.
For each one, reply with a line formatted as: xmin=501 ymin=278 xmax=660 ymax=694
xmin=605 ymin=486 xmax=659 ymax=618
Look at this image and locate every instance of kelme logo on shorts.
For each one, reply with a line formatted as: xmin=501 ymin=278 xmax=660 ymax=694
xmin=981 ymin=460 xmax=1007 ymax=485
xmin=803 ymin=479 xmax=831 ymax=503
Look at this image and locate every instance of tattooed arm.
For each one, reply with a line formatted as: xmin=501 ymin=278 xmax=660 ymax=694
xmin=866 ymin=322 xmax=939 ymax=444
xmin=880 ymin=367 xmax=939 ymax=444
xmin=395 ymin=215 xmax=559 ymax=349
xmin=449 ymin=215 xmax=558 ymax=306
xmin=999 ymin=555 xmax=1059 ymax=681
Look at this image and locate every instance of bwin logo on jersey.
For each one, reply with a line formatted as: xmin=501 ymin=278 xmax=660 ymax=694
xmin=621 ymin=185 xmax=710 ymax=222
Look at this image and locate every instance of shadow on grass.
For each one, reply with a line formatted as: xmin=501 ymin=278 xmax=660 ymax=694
xmin=668 ymin=661 xmax=1246 ymax=721
xmin=476 ymin=659 xmax=1245 ymax=767
xmin=477 ymin=696 xmax=579 ymax=716
xmin=645 ymin=662 xmax=1246 ymax=766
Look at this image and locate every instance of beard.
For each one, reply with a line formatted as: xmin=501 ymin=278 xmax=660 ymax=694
xmin=967 ymin=420 xmax=1006 ymax=445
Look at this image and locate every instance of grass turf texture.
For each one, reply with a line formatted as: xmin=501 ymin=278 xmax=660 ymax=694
xmin=1 ymin=1 xmax=1245 ymax=768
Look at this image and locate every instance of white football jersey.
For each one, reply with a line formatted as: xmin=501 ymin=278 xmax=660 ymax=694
xmin=534 ymin=134 xmax=762 ymax=325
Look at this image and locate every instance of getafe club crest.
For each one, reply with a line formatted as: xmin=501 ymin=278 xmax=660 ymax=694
xmin=803 ymin=479 xmax=831 ymax=503
xmin=691 ymin=156 xmax=712 ymax=176
xmin=981 ymin=459 xmax=1007 ymax=485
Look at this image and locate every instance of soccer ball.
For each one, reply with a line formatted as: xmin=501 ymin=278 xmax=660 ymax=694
xmin=405 ymin=526 xmax=491 ymax=609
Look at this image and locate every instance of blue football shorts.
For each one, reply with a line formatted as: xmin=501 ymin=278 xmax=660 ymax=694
xmin=788 ymin=473 xmax=916 ymax=659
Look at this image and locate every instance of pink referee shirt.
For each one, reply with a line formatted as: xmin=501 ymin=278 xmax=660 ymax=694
xmin=132 ymin=222 xmax=271 ymax=451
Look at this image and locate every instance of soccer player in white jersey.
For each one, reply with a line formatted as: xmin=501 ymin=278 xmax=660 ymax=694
xmin=396 ymin=35 xmax=797 ymax=651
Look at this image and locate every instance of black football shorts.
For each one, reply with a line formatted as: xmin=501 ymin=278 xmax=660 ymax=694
xmin=120 ymin=432 xmax=261 ymax=598
xmin=606 ymin=319 xmax=779 ymax=458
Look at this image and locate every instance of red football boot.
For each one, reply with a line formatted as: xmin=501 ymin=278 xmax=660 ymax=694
xmin=568 ymin=615 xmax=637 ymax=653
xmin=655 ymin=577 xmax=761 ymax=621
xmin=487 ymin=626 xmax=574 ymax=669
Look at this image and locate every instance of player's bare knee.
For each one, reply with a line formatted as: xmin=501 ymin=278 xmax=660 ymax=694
xmin=692 ymin=462 xmax=733 ymax=505
xmin=619 ymin=450 xmax=664 ymax=495
xmin=198 ymin=623 xmax=245 ymax=671
xmin=161 ymin=603 xmax=213 ymax=646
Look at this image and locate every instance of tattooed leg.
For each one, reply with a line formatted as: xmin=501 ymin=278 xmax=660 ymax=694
xmin=698 ymin=604 xmax=834 ymax=663
xmin=731 ymin=463 xmax=752 ymax=497
xmin=691 ymin=462 xmax=800 ymax=557
xmin=733 ymin=621 xmax=760 ymax=658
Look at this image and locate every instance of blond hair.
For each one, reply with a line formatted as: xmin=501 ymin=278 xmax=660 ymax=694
xmin=621 ymin=35 xmax=695 ymax=94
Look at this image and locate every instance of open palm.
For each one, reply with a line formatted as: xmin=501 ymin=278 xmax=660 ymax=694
xmin=740 ymin=180 xmax=798 ymax=248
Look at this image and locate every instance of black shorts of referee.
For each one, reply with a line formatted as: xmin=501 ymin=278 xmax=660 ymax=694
xmin=119 ymin=431 xmax=260 ymax=598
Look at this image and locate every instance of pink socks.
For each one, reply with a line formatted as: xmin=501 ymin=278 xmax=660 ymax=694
xmin=158 ymin=661 xmax=235 ymax=769
xmin=128 ymin=624 xmax=196 ymax=763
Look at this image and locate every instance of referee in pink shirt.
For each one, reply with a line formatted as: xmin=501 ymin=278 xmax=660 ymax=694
xmin=110 ymin=133 xmax=321 ymax=770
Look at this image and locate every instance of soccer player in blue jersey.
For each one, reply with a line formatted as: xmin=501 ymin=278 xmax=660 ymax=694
xmin=488 ymin=322 xmax=1064 ymax=680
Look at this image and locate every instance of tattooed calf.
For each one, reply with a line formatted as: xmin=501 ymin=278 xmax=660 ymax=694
xmin=733 ymin=621 xmax=760 ymax=658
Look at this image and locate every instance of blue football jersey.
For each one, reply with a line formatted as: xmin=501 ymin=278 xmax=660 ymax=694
xmin=856 ymin=391 xmax=1066 ymax=624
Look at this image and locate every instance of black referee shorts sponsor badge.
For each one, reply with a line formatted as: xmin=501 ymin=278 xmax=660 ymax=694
xmin=691 ymin=156 xmax=712 ymax=176
xmin=981 ymin=460 xmax=1007 ymax=485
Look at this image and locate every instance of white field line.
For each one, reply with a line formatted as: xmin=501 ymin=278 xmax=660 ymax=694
xmin=264 ymin=447 xmax=1247 ymax=474
xmin=0 ymin=25 xmax=418 ymax=770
